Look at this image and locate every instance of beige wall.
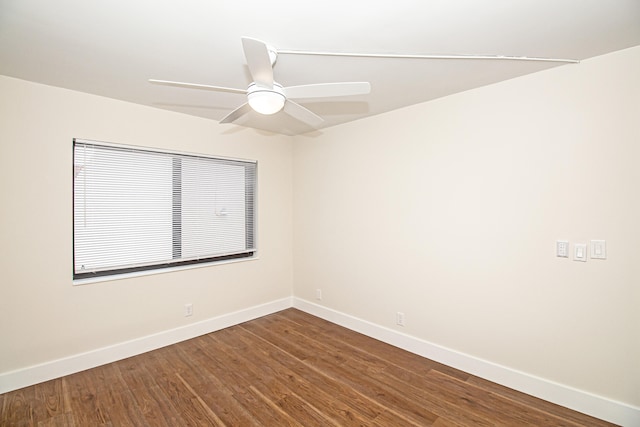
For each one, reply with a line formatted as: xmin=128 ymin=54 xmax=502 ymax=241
xmin=293 ymin=46 xmax=640 ymax=406
xmin=0 ymin=75 xmax=293 ymax=372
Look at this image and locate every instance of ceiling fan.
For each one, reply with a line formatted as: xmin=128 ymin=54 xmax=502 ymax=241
xmin=150 ymin=37 xmax=371 ymax=129
xmin=150 ymin=37 xmax=578 ymax=130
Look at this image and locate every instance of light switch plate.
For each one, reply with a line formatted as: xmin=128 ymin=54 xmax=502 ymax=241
xmin=574 ymin=243 xmax=587 ymax=262
xmin=590 ymin=240 xmax=606 ymax=259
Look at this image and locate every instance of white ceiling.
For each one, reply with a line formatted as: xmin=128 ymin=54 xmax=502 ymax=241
xmin=1 ymin=0 xmax=639 ymax=136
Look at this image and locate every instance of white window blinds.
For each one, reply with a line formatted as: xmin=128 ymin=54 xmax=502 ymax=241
xmin=73 ymin=140 xmax=256 ymax=279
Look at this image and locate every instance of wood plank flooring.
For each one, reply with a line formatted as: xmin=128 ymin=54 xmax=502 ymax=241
xmin=1 ymin=308 xmax=616 ymax=426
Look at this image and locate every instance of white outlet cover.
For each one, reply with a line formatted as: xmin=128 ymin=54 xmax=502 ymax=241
xmin=184 ymin=303 xmax=193 ymax=316
xmin=574 ymin=243 xmax=587 ymax=262
xmin=396 ymin=312 xmax=405 ymax=326
xmin=556 ymin=240 xmax=569 ymax=257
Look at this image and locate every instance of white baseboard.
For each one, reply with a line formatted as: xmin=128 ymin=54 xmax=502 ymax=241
xmin=0 ymin=297 xmax=292 ymax=395
xmin=293 ymin=298 xmax=640 ymax=427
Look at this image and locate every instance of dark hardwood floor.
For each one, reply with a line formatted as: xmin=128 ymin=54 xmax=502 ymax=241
xmin=1 ymin=308 xmax=616 ymax=426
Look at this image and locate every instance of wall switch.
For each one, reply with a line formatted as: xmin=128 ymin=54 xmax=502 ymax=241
xmin=574 ymin=244 xmax=587 ymax=262
xmin=556 ymin=240 xmax=569 ymax=257
xmin=315 ymin=289 xmax=322 ymax=300
xmin=184 ymin=303 xmax=193 ymax=317
xmin=590 ymin=240 xmax=606 ymax=259
xmin=396 ymin=312 xmax=405 ymax=326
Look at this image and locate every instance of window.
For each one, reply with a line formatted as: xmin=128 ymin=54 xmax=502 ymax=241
xmin=73 ymin=139 xmax=256 ymax=280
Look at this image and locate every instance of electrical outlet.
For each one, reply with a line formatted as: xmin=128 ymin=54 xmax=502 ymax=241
xmin=556 ymin=240 xmax=569 ymax=257
xmin=316 ymin=289 xmax=322 ymax=300
xmin=396 ymin=312 xmax=405 ymax=326
xmin=184 ymin=303 xmax=193 ymax=317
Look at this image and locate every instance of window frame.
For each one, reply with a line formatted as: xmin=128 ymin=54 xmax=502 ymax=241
xmin=72 ymin=139 xmax=257 ymax=282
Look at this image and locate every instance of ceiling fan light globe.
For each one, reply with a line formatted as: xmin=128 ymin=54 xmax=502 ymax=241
xmin=247 ymin=90 xmax=285 ymax=115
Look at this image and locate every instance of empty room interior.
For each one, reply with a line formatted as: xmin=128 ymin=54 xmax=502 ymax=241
xmin=1 ymin=1 xmax=639 ymax=426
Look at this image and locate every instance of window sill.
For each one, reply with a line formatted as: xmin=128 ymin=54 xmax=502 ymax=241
xmin=72 ymin=255 xmax=259 ymax=286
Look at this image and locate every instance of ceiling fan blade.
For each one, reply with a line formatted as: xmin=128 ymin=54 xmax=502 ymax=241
xmin=283 ymin=101 xmax=324 ymax=128
xmin=148 ymin=79 xmax=246 ymax=94
xmin=219 ymin=103 xmax=252 ymax=124
xmin=284 ymin=82 xmax=371 ymax=99
xmin=241 ymin=37 xmax=274 ymax=88
xmin=277 ymin=49 xmax=580 ymax=64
